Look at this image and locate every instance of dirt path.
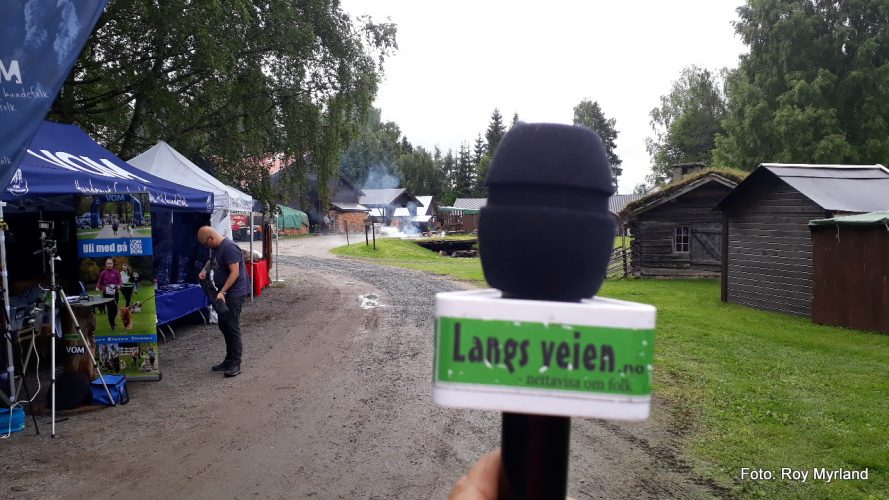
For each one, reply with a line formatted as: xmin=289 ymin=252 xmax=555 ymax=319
xmin=2 ymin=235 xmax=723 ymax=499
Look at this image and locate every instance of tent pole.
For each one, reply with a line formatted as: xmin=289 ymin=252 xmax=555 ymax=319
xmin=249 ymin=210 xmax=254 ymax=302
xmin=274 ymin=213 xmax=281 ymax=283
xmin=1 ymin=201 xmax=14 ymax=402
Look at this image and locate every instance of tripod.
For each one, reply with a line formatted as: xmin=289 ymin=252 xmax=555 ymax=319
xmin=37 ymin=237 xmax=117 ymax=438
xmin=1 ymin=302 xmax=41 ymax=435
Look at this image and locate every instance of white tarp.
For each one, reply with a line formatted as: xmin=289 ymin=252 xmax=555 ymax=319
xmin=129 ymin=141 xmax=254 ymax=238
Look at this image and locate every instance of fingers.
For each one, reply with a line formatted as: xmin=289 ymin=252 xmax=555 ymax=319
xmin=449 ymin=449 xmax=501 ymax=500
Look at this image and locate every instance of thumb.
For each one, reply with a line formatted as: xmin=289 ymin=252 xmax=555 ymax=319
xmin=450 ymin=449 xmax=501 ymax=500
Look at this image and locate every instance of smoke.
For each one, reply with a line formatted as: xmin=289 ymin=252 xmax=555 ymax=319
xmin=378 ymin=224 xmax=421 ymax=239
xmin=362 ymin=164 xmax=401 ymax=189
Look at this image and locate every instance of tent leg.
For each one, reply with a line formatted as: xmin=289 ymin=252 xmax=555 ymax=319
xmin=249 ymin=211 xmax=254 ymax=302
xmin=0 ymin=201 xmax=15 ymax=402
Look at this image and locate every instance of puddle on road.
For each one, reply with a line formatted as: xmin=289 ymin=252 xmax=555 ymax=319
xmin=359 ymin=293 xmax=385 ymax=309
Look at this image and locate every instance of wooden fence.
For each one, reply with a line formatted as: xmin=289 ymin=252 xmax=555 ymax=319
xmin=606 ymin=247 xmax=630 ymax=279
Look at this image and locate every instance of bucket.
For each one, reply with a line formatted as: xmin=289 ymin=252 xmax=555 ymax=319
xmin=0 ymin=406 xmax=26 ymax=433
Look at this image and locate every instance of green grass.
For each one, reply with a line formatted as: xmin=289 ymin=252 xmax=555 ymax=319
xmin=332 ymin=238 xmax=486 ymax=284
xmin=414 ymin=234 xmax=478 ymax=242
xmin=614 ymin=236 xmax=632 ymax=249
xmin=332 ymin=238 xmax=888 ymax=499
xmin=89 ymin=282 xmax=157 ymax=336
xmin=601 ymin=280 xmax=888 ymax=500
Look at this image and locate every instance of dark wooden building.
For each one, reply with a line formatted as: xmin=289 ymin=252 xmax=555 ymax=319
xmin=609 ymin=193 xmax=644 ymax=236
xmin=809 ymin=212 xmax=889 ymax=334
xmin=438 ymin=198 xmax=486 ymax=232
xmin=716 ymin=164 xmax=889 ymax=317
xmin=622 ymin=171 xmax=740 ymax=277
xmin=359 ymin=188 xmax=421 ymax=224
xmin=271 ymin=170 xmax=367 ymax=231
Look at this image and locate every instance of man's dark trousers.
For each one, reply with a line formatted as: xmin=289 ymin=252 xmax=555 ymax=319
xmin=219 ymin=295 xmax=245 ymax=365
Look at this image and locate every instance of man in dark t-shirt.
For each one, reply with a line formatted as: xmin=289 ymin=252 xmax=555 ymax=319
xmin=198 ymin=226 xmax=250 ymax=377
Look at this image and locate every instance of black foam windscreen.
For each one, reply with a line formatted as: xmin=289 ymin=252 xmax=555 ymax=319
xmin=479 ymin=123 xmax=615 ymax=301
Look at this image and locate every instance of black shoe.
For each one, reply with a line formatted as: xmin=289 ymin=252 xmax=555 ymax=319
xmin=212 ymin=361 xmax=229 ymax=372
xmin=223 ymin=364 xmax=241 ymax=377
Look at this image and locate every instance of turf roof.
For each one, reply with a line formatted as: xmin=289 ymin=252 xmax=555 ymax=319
xmin=621 ymin=167 xmax=749 ymax=218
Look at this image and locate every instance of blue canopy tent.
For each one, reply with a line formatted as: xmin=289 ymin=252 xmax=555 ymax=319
xmin=4 ymin=121 xmax=213 ymax=212
xmin=3 ymin=121 xmax=214 ymax=328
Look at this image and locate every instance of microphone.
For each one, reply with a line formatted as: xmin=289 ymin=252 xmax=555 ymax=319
xmin=479 ymin=122 xmax=615 ymax=302
xmin=478 ymin=122 xmax=615 ymax=499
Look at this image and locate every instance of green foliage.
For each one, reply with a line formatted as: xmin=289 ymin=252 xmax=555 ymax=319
xmin=714 ymin=0 xmax=889 ymax=169
xmin=573 ymin=99 xmax=622 ymax=188
xmin=340 ymin=109 xmax=411 ymax=188
xmin=439 ymin=192 xmax=457 ymax=207
xmin=440 ymin=150 xmax=457 ymax=193
xmin=646 ymin=66 xmax=727 ymax=186
xmin=53 ymin=0 xmax=397 ymax=206
xmin=395 ymin=147 xmax=443 ymax=198
xmin=472 ymin=134 xmax=487 ymax=165
xmin=485 ymin=109 xmax=506 ymax=155
xmin=453 ymin=144 xmax=475 ymax=198
xmin=473 ymin=154 xmax=492 ymax=197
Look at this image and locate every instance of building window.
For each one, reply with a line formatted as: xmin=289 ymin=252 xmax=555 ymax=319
xmin=674 ymin=226 xmax=690 ymax=253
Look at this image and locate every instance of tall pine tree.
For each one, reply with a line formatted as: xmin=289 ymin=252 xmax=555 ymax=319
xmin=454 ymin=143 xmax=475 ymax=198
xmin=573 ymin=99 xmax=622 ymax=189
xmin=485 ymin=109 xmax=506 ymax=155
xmin=473 ymin=134 xmax=487 ymax=165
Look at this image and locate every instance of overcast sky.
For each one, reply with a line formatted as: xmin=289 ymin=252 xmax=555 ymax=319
xmin=340 ymin=0 xmax=748 ymax=192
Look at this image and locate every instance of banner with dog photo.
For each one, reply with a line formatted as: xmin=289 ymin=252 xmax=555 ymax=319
xmin=76 ymin=193 xmax=160 ymax=381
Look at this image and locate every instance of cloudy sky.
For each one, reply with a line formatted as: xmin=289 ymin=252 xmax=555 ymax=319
xmin=340 ymin=0 xmax=748 ymax=192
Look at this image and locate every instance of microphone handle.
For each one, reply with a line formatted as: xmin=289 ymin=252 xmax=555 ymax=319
xmin=498 ymin=292 xmax=574 ymax=500
xmin=500 ymin=412 xmax=570 ymax=500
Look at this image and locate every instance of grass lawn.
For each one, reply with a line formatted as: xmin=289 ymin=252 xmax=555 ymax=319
xmin=333 ymin=238 xmax=485 ymax=283
xmin=88 ymin=282 xmax=157 ymax=336
xmin=333 ymin=237 xmax=888 ymax=499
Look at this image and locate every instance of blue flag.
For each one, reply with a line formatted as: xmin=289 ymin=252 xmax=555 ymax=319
xmin=0 ymin=0 xmax=107 ymax=189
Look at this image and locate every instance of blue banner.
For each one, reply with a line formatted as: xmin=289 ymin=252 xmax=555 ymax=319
xmin=78 ymin=237 xmax=153 ymax=258
xmin=0 ymin=0 xmax=108 ymax=189
xmin=96 ymin=335 xmax=158 ymax=344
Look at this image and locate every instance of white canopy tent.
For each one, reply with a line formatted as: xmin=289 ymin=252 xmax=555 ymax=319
xmin=128 ymin=141 xmax=254 ymax=239
xmin=129 ymin=140 xmax=259 ymax=302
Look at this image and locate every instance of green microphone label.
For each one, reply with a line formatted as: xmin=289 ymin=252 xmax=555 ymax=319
xmin=435 ymin=317 xmax=654 ymax=396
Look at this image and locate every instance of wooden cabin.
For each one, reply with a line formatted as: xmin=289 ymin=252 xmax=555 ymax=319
xmin=359 ymin=188 xmax=421 ymax=225
xmin=609 ymin=193 xmax=645 ymax=236
xmin=438 ymin=198 xmax=486 ymax=232
xmin=716 ymin=164 xmax=889 ymax=317
xmin=622 ymin=171 xmax=740 ymax=277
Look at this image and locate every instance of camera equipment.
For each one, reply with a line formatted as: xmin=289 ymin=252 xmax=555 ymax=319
xmin=37 ymin=220 xmax=54 ymax=241
xmin=33 ymin=231 xmax=117 ymax=437
xmin=199 ymin=277 xmax=230 ymax=316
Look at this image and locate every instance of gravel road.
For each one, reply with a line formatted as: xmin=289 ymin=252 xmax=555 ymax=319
xmin=1 ymin=235 xmax=724 ymax=499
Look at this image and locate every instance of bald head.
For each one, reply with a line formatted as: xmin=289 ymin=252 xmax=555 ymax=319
xmin=197 ymin=226 xmax=224 ymax=248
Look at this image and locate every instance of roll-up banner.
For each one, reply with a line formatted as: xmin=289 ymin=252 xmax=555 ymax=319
xmin=76 ymin=193 xmax=159 ymax=381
